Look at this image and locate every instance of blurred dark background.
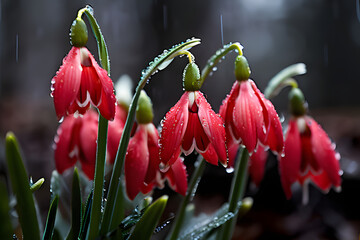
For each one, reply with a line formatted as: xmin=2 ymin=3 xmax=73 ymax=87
xmin=1 ymin=0 xmax=360 ymax=239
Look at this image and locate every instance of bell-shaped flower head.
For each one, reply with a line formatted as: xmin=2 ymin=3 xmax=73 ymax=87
xmin=159 ymin=63 xmax=228 ymax=167
xmin=279 ymin=87 xmax=342 ymax=204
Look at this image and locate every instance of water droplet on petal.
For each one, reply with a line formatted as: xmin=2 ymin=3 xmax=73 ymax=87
xmin=226 ymin=167 xmax=234 ymax=173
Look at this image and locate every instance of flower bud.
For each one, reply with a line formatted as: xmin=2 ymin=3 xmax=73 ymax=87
xmin=289 ymin=87 xmax=307 ymax=117
xmin=70 ymin=18 xmax=88 ymax=47
xmin=235 ymin=55 xmax=251 ymax=81
xmin=136 ymin=90 xmax=154 ymax=124
xmin=183 ymin=62 xmax=201 ymax=91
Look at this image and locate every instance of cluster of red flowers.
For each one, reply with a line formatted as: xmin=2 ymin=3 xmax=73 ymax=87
xmin=51 ymin=44 xmax=341 ymax=202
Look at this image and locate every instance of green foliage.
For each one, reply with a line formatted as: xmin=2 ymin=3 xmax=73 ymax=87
xmin=5 ymin=132 xmax=40 ymax=240
xmin=66 ymin=168 xmax=82 ymax=240
xmin=42 ymin=195 xmax=59 ymax=240
xmin=0 ymin=182 xmax=13 ymax=239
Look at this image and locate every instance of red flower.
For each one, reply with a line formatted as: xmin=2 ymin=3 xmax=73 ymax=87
xmin=107 ymin=105 xmax=128 ymax=164
xmin=54 ymin=109 xmax=98 ymax=179
xmin=125 ymin=123 xmax=187 ymax=200
xmin=279 ymin=116 xmax=342 ymax=202
xmin=220 ymin=80 xmax=284 ymax=155
xmin=159 ymin=91 xmax=227 ymax=167
xmin=51 ymin=47 xmax=116 ymax=121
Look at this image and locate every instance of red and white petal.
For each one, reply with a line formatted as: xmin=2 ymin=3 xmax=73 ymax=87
xmin=249 ymin=144 xmax=268 ymax=187
xmin=220 ymin=81 xmax=241 ymax=143
xmin=308 ymin=117 xmax=341 ymax=188
xmin=159 ymin=92 xmax=189 ymax=165
xmin=78 ymin=110 xmax=98 ymax=179
xmin=166 ymin=157 xmax=188 ymax=196
xmin=88 ymin=49 xmax=116 ymax=121
xmin=145 ymin=123 xmax=160 ymax=185
xmin=201 ymin=143 xmax=220 ymax=166
xmin=125 ymin=125 xmax=149 ymax=200
xmin=54 ymin=115 xmax=78 ymax=174
xmin=196 ymin=91 xmax=228 ymax=165
xmin=233 ymin=81 xmax=264 ymax=153
xmin=80 ymin=66 xmax=102 ymax=107
xmin=279 ymin=119 xmax=302 ymax=199
xmin=52 ymin=47 xmax=82 ymax=121
xmin=107 ymin=105 xmax=127 ymax=164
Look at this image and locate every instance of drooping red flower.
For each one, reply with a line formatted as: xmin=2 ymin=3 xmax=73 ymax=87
xmin=54 ymin=109 xmax=98 ymax=179
xmin=51 ymin=46 xmax=116 ymax=121
xmin=279 ymin=116 xmax=342 ymax=202
xmin=220 ymin=80 xmax=284 ymax=155
xmin=220 ymin=79 xmax=283 ymax=185
xmin=159 ymin=91 xmax=227 ymax=167
xmin=125 ymin=123 xmax=187 ymax=200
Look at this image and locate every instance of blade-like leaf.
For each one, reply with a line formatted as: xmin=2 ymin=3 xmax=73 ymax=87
xmin=42 ymin=195 xmax=59 ymax=240
xmin=66 ymin=168 xmax=82 ymax=240
xmin=128 ymin=195 xmax=168 ymax=240
xmin=179 ymin=198 xmax=253 ymax=240
xmin=0 ymin=182 xmax=13 ymax=239
xmin=78 ymin=191 xmax=93 ymax=240
xmin=5 ymin=132 xmax=40 ymax=239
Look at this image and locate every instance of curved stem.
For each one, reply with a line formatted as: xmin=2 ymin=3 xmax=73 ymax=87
xmin=200 ymin=42 xmax=243 ymax=85
xmin=264 ymin=63 xmax=306 ymax=99
xmin=100 ymin=39 xmax=201 ymax=235
xmin=167 ymin=157 xmax=206 ymax=240
xmin=176 ymin=50 xmax=194 ymax=63
xmin=217 ymin=147 xmax=249 ymax=240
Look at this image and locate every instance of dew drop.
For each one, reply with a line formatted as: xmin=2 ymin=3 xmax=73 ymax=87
xmin=335 ymin=152 xmax=341 ymax=160
xmin=331 ymin=143 xmax=336 ymax=150
xmin=212 ymin=67 xmax=217 ymax=72
xmin=281 ymin=152 xmax=285 ymax=158
xmin=338 ymin=169 xmax=344 ymax=176
xmin=226 ymin=167 xmax=234 ymax=173
xmin=59 ymin=116 xmax=64 ymax=123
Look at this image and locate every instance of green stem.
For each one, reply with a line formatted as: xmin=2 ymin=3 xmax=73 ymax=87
xmin=200 ymin=42 xmax=243 ymax=85
xmin=264 ymin=63 xmax=306 ymax=99
xmin=99 ymin=38 xmax=201 ymax=235
xmin=167 ymin=158 xmax=206 ymax=240
xmin=217 ymin=147 xmax=249 ymax=240
xmin=88 ymin=114 xmax=108 ymax=239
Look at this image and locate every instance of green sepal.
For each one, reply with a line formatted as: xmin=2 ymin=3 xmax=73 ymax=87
xmin=5 ymin=132 xmax=40 ymax=240
xmin=0 ymin=182 xmax=13 ymax=239
xmin=289 ymin=87 xmax=307 ymax=117
xmin=234 ymin=55 xmax=251 ymax=81
xmin=70 ymin=18 xmax=88 ymax=47
xmin=136 ymin=90 xmax=154 ymax=124
xmin=183 ymin=62 xmax=201 ymax=91
xmin=42 ymin=195 xmax=59 ymax=240
xmin=128 ymin=195 xmax=168 ymax=240
xmin=66 ymin=168 xmax=82 ymax=240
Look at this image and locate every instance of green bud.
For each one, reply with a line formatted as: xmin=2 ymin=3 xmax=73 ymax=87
xmin=289 ymin=87 xmax=307 ymax=116
xmin=183 ymin=62 xmax=201 ymax=91
xmin=234 ymin=55 xmax=251 ymax=81
xmin=70 ymin=18 xmax=88 ymax=47
xmin=136 ymin=90 xmax=154 ymax=124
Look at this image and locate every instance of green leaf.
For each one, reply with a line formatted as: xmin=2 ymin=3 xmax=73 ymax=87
xmin=5 ymin=132 xmax=40 ymax=240
xmin=66 ymin=168 xmax=82 ymax=240
xmin=101 ymin=38 xmax=200 ymax=235
xmin=83 ymin=5 xmax=110 ymax=73
xmin=128 ymin=195 xmax=168 ymax=240
xmin=78 ymin=191 xmax=93 ymax=240
xmin=0 ymin=182 xmax=13 ymax=239
xmin=179 ymin=198 xmax=253 ymax=240
xmin=42 ymin=195 xmax=59 ymax=240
